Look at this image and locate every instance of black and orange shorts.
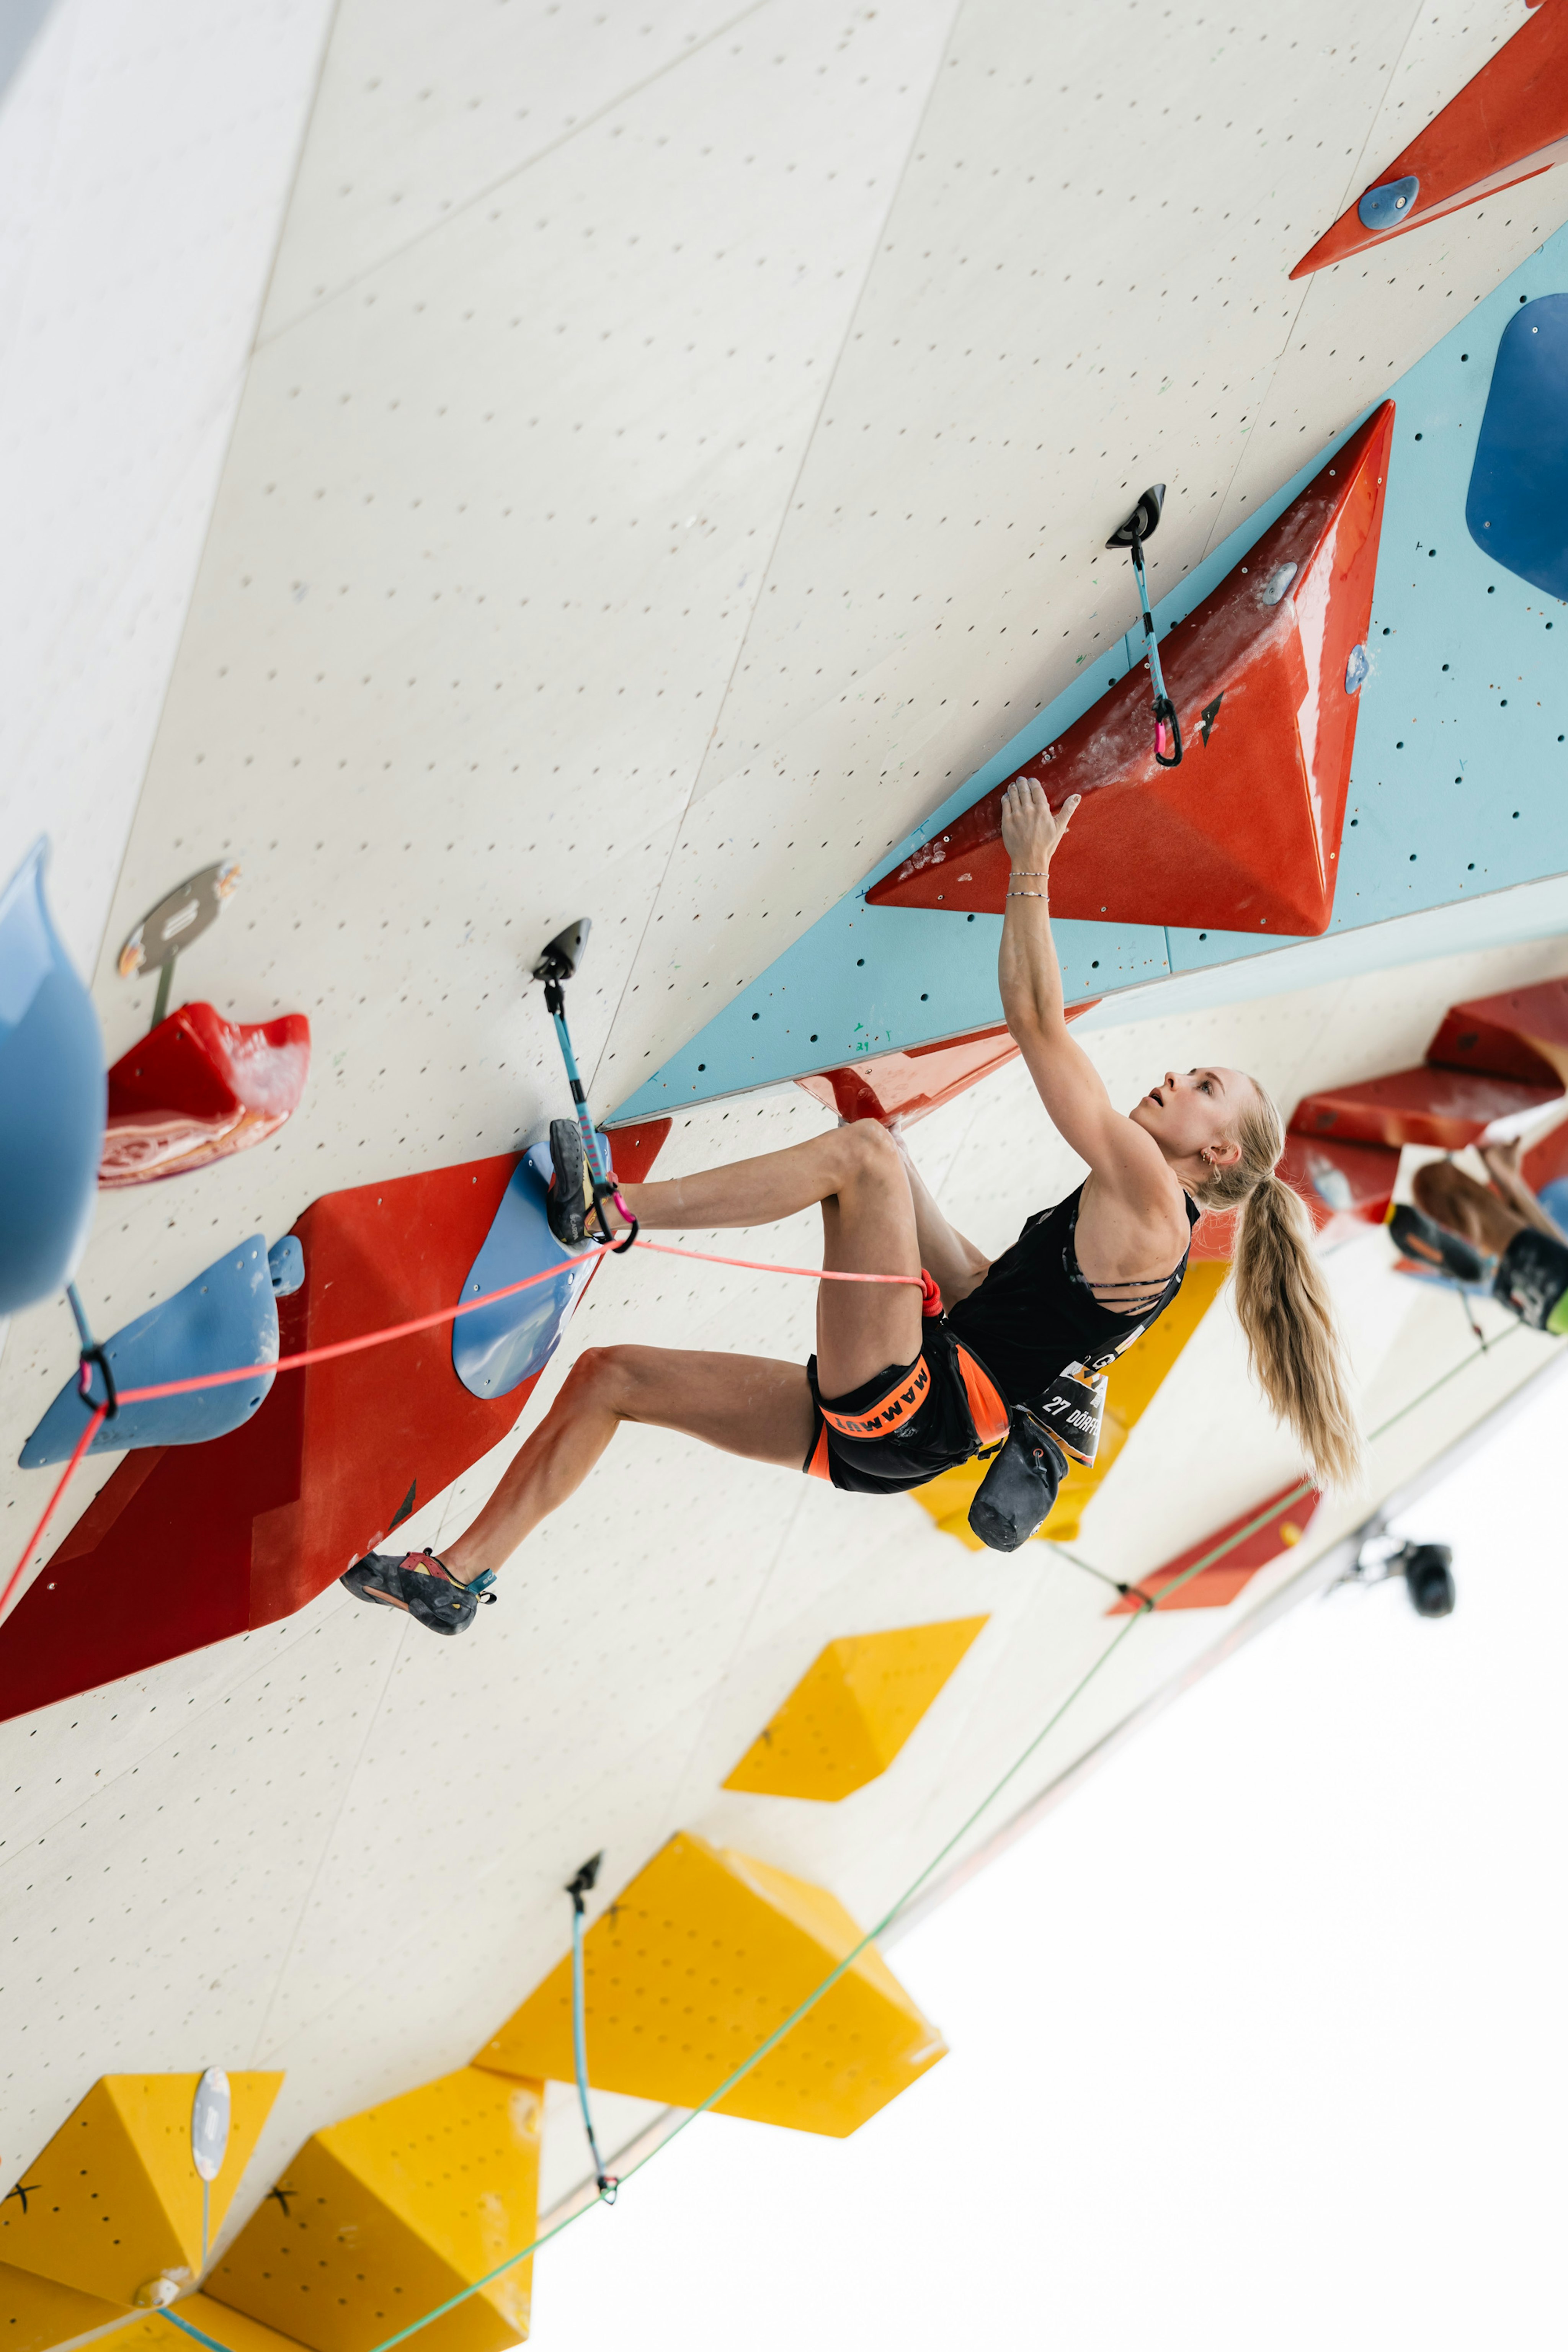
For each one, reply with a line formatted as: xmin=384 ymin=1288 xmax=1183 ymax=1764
xmin=802 ymin=1322 xmax=1009 ymax=1495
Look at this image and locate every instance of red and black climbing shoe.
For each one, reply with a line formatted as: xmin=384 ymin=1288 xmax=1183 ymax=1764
xmin=1387 ymin=1202 xmax=1490 ymax=1285
xmin=546 ymin=1117 xmax=593 ymax=1250
xmin=340 ymin=1549 xmax=497 ymax=1636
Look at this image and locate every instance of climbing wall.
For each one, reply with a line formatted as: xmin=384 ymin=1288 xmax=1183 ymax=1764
xmin=4 ymin=1 xmax=1568 ymax=2335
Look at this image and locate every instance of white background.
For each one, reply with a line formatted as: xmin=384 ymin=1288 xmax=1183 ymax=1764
xmin=538 ymin=1375 xmax=1568 ymax=2350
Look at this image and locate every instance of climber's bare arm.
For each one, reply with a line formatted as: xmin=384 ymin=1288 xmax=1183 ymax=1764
xmin=997 ymin=780 xmax=1189 ymax=1259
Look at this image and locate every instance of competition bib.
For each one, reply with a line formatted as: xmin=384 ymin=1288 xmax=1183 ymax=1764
xmin=1031 ymin=1362 xmax=1107 ymax=1467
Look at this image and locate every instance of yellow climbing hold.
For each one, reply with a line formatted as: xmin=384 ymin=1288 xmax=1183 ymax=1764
xmin=0 ymin=2074 xmax=281 ymax=2310
xmin=722 ymin=1617 xmax=989 ymax=1800
xmin=476 ymin=1831 xmax=945 ymax=2137
xmin=204 ymin=2066 xmax=542 ymax=2352
xmin=68 ymin=2295 xmax=305 ymax=2352
xmin=0 ymin=2260 xmax=127 ymax=2352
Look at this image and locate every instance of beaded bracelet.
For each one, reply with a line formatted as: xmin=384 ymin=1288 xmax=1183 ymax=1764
xmin=1009 ymin=870 xmax=1050 ymax=877
xmin=1006 ymin=889 xmax=1048 ymax=899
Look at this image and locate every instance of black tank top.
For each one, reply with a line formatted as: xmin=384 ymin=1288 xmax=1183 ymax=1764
xmin=945 ymin=1183 xmax=1199 ymax=1409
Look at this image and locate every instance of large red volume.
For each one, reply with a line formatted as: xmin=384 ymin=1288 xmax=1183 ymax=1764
xmin=1105 ymin=1483 xmax=1320 ymax=1614
xmin=0 ymin=1122 xmax=669 ymax=1722
xmin=866 ymin=405 xmax=1394 ymax=938
xmin=1290 ymin=1067 xmax=1558 ymax=1151
xmin=1426 ymin=979 xmax=1568 ymax=1089
xmin=100 ymin=1002 xmax=312 ymax=1186
xmin=1291 ymin=4 xmax=1568 ymax=277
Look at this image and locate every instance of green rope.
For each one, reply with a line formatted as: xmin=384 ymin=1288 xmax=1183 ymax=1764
xmin=164 ymin=1322 xmax=1529 ymax=2352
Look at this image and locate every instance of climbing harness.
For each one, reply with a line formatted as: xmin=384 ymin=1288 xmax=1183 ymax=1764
xmin=1107 ymin=483 xmax=1182 ymax=768
xmin=565 ymin=1854 xmax=618 ymax=2202
xmin=531 ymin=919 xmax=638 ymax=1253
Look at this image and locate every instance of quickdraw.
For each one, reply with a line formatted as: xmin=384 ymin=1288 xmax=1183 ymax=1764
xmin=1107 ymin=483 xmax=1183 ymax=769
xmin=531 ymin=918 xmax=639 ymax=1254
xmin=565 ymin=1853 xmax=618 ymax=2202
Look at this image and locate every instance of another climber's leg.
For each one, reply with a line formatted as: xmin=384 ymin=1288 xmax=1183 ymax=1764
xmin=1411 ymin=1159 xmax=1524 ymax=1258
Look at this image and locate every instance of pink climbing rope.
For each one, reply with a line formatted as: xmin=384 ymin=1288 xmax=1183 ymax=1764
xmin=0 ymin=1241 xmax=932 ymax=1626
xmin=0 ymin=1404 xmax=108 ymax=1624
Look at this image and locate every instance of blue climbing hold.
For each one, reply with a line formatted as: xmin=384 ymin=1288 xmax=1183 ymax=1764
xmin=452 ymin=1143 xmax=595 ymax=1400
xmin=1466 ymin=294 xmax=1568 ymax=598
xmin=268 ymin=1234 xmax=305 ymax=1297
xmin=1344 ymin=642 xmax=1370 ymax=695
xmin=0 ymin=839 xmax=106 ymax=1315
xmin=1357 ymin=175 xmax=1419 ymax=232
xmin=20 ymin=1236 xmax=279 ymax=1465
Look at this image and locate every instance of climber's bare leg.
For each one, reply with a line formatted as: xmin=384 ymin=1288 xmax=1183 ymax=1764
xmin=1412 ymin=1159 xmax=1524 ymax=1258
xmin=442 ymin=1122 xmax=922 ymax=1580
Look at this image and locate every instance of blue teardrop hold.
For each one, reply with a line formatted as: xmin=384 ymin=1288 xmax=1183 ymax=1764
xmin=1357 ymin=175 xmax=1419 ymax=232
xmin=0 ymin=839 xmax=106 ymax=1315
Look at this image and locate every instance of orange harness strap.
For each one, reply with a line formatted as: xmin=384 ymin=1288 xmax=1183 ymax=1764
xmin=954 ymin=1344 xmax=1009 ymax=1450
xmin=818 ymin=1354 xmax=933 ymax=1441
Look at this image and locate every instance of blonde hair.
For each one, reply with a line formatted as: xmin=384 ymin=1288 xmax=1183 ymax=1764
xmin=1187 ymin=1078 xmax=1363 ymax=1491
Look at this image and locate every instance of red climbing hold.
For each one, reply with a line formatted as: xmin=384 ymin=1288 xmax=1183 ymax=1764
xmin=0 ymin=1122 xmax=669 ymax=1722
xmin=1426 ymin=979 xmax=1568 ymax=1091
xmin=866 ymin=405 xmax=1394 ymax=938
xmin=1291 ymin=2 xmax=1568 ymax=276
xmin=794 ymin=1007 xmax=1098 ymax=1129
xmin=1105 ymin=1482 xmax=1321 ymax=1614
xmin=100 ymin=1002 xmax=312 ymax=1186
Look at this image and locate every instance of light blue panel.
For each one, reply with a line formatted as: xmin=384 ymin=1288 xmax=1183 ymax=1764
xmin=20 ymin=1236 xmax=278 ymax=1465
xmin=612 ymin=903 xmax=1168 ymax=1113
xmin=617 ymin=227 xmax=1568 ymax=1121
xmin=1167 ymin=234 xmax=1568 ymax=974
xmin=452 ymin=1143 xmax=594 ymax=1397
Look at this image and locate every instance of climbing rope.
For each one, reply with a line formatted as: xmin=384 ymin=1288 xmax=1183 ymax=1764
xmin=139 ymin=1322 xmax=1529 ymax=2352
xmin=0 ymin=1241 xmax=928 ymax=1626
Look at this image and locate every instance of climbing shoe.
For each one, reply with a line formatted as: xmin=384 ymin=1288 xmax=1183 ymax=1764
xmin=340 ymin=1549 xmax=497 ymax=1636
xmin=1387 ymin=1202 xmax=1490 ymax=1285
xmin=546 ymin=1116 xmax=594 ymax=1249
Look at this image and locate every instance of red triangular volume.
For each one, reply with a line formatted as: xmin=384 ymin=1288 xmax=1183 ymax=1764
xmin=1291 ymin=4 xmax=1568 ymax=277
xmin=0 ymin=1123 xmax=670 ymax=1723
xmin=1104 ymin=1483 xmax=1321 ymax=1614
xmin=867 ymin=405 xmax=1394 ymax=937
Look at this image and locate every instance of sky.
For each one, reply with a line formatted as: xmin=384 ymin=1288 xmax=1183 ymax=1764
xmin=534 ymin=1372 xmax=1568 ymax=2351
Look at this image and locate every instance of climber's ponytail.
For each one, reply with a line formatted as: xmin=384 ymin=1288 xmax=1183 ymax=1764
xmin=1188 ymin=1080 xmax=1363 ymax=1491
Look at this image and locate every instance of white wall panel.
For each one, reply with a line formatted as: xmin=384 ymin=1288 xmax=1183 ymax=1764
xmin=603 ymin=0 xmax=1568 ymax=1088
xmin=0 ymin=0 xmax=333 ymax=969
xmin=5 ymin=0 xmax=1565 ymax=2265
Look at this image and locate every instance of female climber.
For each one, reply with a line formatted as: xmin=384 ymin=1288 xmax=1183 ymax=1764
xmin=343 ymin=778 xmax=1362 ymax=1636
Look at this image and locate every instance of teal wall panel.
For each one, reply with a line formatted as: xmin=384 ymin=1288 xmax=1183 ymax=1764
xmin=612 ymin=229 xmax=1568 ymax=1122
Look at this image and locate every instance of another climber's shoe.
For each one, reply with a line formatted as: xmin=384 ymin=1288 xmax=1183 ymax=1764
xmin=340 ymin=1548 xmax=497 ymax=1636
xmin=546 ymin=1116 xmax=593 ymax=1249
xmin=1387 ymin=1201 xmax=1490 ymax=1285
